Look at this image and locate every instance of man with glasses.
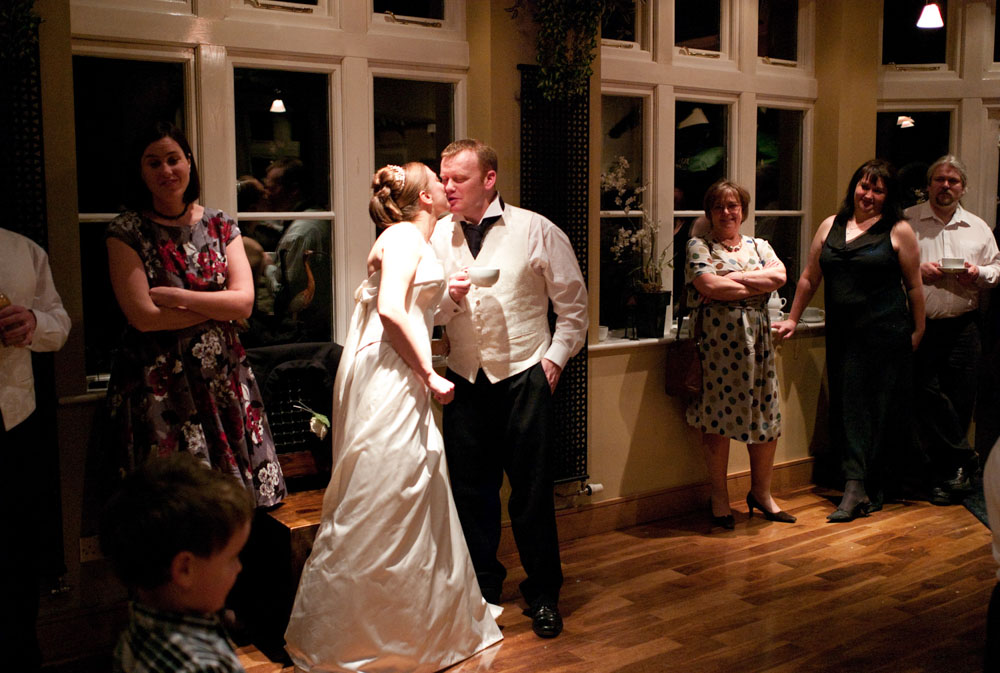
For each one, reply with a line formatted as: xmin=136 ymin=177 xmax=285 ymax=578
xmin=905 ymin=155 xmax=1000 ymax=504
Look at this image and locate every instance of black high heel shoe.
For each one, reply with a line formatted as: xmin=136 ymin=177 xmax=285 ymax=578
xmin=746 ymin=492 xmax=797 ymax=523
xmin=710 ymin=512 xmax=735 ymax=529
xmin=826 ymin=499 xmax=871 ymax=522
xmin=827 ymin=479 xmax=872 ymax=523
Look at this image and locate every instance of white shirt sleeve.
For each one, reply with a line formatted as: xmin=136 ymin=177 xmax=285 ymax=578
xmin=975 ymin=233 xmax=1000 ymax=289
xmin=27 ymin=240 xmax=70 ymax=353
xmin=528 ymin=215 xmax=588 ymax=369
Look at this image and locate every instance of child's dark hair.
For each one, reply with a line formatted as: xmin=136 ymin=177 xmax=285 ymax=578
xmin=100 ymin=453 xmax=254 ymax=590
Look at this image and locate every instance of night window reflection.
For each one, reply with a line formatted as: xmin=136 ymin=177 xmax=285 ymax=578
xmin=600 ymin=95 xmax=644 ymax=332
xmin=673 ymin=101 xmax=728 ymax=309
xmin=758 ymin=0 xmax=797 ymax=61
xmin=603 ymin=0 xmax=640 ymax=44
xmin=73 ymin=56 xmax=185 ymax=381
xmin=374 ymin=0 xmax=444 ymax=20
xmin=676 ymin=1 xmax=721 ymax=52
xmin=373 ymin=78 xmax=453 ymax=175
xmin=882 ymin=0 xmax=947 ymax=65
xmin=756 ymin=106 xmax=804 ymax=307
xmin=234 ymin=67 xmax=333 ymax=347
xmin=875 ymin=110 xmax=950 ymax=208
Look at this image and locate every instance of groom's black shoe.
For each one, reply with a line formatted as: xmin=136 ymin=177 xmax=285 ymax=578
xmin=528 ymin=603 xmax=562 ymax=638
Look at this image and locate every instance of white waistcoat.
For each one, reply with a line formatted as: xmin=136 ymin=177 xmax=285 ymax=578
xmin=431 ymin=208 xmax=550 ymax=384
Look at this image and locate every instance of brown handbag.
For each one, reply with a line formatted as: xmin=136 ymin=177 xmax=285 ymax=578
xmin=664 ymin=296 xmax=703 ymax=400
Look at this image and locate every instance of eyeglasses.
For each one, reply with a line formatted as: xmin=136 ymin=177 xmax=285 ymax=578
xmin=711 ymin=203 xmax=741 ymax=213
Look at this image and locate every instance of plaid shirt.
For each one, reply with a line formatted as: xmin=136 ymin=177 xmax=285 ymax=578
xmin=113 ymin=602 xmax=245 ymax=673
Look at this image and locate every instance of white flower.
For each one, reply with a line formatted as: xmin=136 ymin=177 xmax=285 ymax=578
xmin=181 ymin=421 xmax=207 ymax=453
xmin=310 ymin=416 xmax=329 ymax=440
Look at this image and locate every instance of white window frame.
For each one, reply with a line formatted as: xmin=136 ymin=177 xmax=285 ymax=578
xmin=673 ymin=0 xmax=738 ymax=69
xmin=601 ymin=0 xmax=653 ymax=62
xmin=367 ymin=0 xmax=465 ymax=39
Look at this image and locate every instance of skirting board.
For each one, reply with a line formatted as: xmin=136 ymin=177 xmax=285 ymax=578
xmin=497 ymin=457 xmax=815 ymax=557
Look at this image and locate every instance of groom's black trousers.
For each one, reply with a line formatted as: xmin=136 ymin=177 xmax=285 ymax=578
xmin=443 ymin=363 xmax=563 ymax=607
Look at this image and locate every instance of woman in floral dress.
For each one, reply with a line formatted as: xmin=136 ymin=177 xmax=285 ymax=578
xmin=103 ymin=121 xmax=285 ymax=507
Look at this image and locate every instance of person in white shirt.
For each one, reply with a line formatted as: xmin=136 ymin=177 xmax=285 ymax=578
xmin=432 ymin=139 xmax=587 ymax=639
xmin=0 ymin=227 xmax=70 ymax=672
xmin=905 ymin=155 xmax=1000 ymax=505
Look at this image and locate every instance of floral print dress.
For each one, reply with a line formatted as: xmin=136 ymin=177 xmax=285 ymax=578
xmin=104 ymin=209 xmax=285 ymax=507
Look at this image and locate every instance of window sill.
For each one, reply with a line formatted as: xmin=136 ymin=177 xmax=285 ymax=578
xmin=587 ymin=320 xmax=825 ymax=354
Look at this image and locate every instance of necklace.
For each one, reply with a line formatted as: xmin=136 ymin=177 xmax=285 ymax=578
xmin=712 ymin=235 xmax=742 ymax=252
xmin=151 ymin=202 xmax=190 ymax=221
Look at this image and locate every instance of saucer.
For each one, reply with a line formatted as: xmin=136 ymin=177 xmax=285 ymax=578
xmin=940 ymin=265 xmax=966 ymax=274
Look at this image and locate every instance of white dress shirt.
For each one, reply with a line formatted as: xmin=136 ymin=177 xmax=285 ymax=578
xmin=433 ymin=195 xmax=588 ymax=378
xmin=0 ymin=228 xmax=71 ymax=430
xmin=906 ymin=200 xmax=1000 ymax=319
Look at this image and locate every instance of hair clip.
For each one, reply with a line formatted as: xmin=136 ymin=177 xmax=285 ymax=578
xmin=386 ymin=164 xmax=405 ymax=189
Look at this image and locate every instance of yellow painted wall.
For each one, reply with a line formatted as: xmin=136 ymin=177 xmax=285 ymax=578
xmin=587 ymin=333 xmax=827 ymax=503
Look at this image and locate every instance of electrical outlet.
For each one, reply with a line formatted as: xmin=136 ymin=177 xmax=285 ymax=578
xmin=79 ymin=535 xmax=103 ymax=563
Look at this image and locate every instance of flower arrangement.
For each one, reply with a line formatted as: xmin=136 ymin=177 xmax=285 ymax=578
xmin=600 ymin=156 xmax=671 ymax=293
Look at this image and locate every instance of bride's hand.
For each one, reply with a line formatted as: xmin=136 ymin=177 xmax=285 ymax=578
xmin=428 ymin=372 xmax=455 ymax=404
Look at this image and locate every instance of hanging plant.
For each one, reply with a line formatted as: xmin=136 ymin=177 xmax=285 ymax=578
xmin=0 ymin=0 xmax=42 ymax=65
xmin=507 ymin=0 xmax=605 ymax=101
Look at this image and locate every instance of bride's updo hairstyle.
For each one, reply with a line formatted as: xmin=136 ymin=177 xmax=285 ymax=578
xmin=369 ymin=162 xmax=429 ymax=227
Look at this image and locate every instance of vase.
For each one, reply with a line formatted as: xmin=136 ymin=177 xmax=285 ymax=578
xmin=634 ymin=290 xmax=671 ymax=338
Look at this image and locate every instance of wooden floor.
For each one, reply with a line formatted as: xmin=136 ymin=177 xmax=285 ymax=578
xmin=238 ymin=488 xmax=995 ymax=673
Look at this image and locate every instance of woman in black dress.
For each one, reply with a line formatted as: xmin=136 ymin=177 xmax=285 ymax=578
xmin=774 ymin=159 xmax=924 ymax=521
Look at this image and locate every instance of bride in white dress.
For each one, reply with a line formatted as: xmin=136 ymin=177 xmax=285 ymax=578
xmin=284 ymin=163 xmax=502 ymax=672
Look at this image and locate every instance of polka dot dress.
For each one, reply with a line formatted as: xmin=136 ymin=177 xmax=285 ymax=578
xmin=684 ymin=235 xmax=782 ymax=444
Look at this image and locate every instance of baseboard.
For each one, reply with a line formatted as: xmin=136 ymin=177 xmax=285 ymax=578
xmin=498 ymin=457 xmax=815 ymax=557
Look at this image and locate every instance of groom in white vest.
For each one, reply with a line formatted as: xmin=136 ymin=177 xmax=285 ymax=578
xmin=432 ymin=139 xmax=587 ymax=639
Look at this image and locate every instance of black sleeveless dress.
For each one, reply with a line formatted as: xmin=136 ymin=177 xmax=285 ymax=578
xmin=820 ymin=217 xmax=914 ymax=493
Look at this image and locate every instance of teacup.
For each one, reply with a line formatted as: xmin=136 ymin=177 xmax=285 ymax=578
xmin=768 ymin=309 xmax=784 ymax=321
xmin=598 ymin=325 xmax=609 ymax=342
xmin=940 ymin=257 xmax=965 ymax=270
xmin=468 ymin=267 xmax=500 ymax=286
xmin=801 ymin=306 xmax=825 ymax=322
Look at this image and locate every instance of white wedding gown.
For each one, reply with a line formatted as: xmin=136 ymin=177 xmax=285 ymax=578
xmin=285 ymin=242 xmax=502 ymax=673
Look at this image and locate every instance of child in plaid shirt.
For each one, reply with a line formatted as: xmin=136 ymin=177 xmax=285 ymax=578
xmin=100 ymin=454 xmax=254 ymax=673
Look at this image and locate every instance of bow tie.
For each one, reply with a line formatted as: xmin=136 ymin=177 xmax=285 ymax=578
xmin=460 ymin=214 xmax=501 ymax=258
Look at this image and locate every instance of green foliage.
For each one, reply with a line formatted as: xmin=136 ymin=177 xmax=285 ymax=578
xmin=507 ymin=0 xmax=606 ymax=101
xmin=0 ymin=0 xmax=41 ymax=65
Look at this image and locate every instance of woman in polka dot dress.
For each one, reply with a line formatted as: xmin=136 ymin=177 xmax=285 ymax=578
xmin=685 ymin=180 xmax=796 ymax=529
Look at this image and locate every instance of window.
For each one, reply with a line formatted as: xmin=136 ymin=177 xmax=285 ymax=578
xmin=758 ymin=0 xmax=798 ymax=62
xmin=72 ymin=55 xmax=187 ymax=385
xmin=875 ymin=110 xmax=951 ymax=208
xmin=373 ymin=77 xmax=454 ymax=174
xmin=676 ymin=1 xmax=721 ymax=53
xmin=600 ymin=94 xmax=645 ymax=331
xmin=755 ymin=106 xmax=804 ymax=305
xmin=995 ymin=5 xmax=1000 ymax=62
xmin=602 ymin=0 xmax=649 ymax=50
xmin=882 ymin=0 xmax=948 ymax=66
xmin=233 ymin=67 xmax=333 ymax=347
xmin=374 ymin=0 xmax=443 ymax=20
xmin=673 ymin=100 xmax=729 ymax=307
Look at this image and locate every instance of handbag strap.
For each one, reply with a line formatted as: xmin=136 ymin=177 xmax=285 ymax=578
xmin=675 ymin=282 xmax=703 ymax=341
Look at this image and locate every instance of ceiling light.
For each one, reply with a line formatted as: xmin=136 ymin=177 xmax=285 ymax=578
xmin=270 ymin=91 xmax=286 ymax=113
xmin=916 ymin=3 xmax=944 ymax=29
